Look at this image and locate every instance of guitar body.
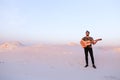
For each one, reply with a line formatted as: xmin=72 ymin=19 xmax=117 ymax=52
xmin=80 ymin=40 xmax=91 ymax=48
xmin=80 ymin=38 xmax=102 ymax=48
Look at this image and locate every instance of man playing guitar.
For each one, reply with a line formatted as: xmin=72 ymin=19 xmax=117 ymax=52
xmin=80 ymin=30 xmax=102 ymax=69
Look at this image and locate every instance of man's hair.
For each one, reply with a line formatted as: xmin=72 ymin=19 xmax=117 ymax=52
xmin=86 ymin=30 xmax=90 ymax=33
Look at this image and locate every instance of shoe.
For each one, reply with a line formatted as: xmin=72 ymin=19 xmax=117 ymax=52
xmin=93 ymin=65 xmax=96 ymax=69
xmin=84 ymin=65 xmax=88 ymax=68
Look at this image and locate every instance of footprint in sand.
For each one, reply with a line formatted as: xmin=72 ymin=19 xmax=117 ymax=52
xmin=104 ymin=76 xmax=120 ymax=80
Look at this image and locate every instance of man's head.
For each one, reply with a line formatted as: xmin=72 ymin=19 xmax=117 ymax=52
xmin=86 ymin=30 xmax=90 ymax=36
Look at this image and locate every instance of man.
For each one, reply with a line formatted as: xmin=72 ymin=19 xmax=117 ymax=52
xmin=81 ymin=30 xmax=96 ymax=69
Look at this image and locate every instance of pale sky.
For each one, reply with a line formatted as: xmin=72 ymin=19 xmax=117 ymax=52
xmin=0 ymin=0 xmax=120 ymax=45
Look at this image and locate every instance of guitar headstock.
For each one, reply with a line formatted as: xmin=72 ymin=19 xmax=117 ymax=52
xmin=95 ymin=38 xmax=102 ymax=41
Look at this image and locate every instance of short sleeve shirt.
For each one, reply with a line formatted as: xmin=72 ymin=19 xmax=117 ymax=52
xmin=82 ymin=36 xmax=94 ymax=48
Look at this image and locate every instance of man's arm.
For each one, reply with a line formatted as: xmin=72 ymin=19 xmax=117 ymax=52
xmin=91 ymin=37 xmax=97 ymax=45
xmin=92 ymin=40 xmax=97 ymax=45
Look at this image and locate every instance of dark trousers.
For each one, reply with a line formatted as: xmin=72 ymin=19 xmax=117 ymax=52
xmin=84 ymin=47 xmax=95 ymax=65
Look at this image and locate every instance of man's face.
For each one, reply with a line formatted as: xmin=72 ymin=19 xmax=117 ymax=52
xmin=86 ymin=32 xmax=90 ymax=36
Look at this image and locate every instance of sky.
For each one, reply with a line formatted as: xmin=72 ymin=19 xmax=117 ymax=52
xmin=0 ymin=0 xmax=120 ymax=45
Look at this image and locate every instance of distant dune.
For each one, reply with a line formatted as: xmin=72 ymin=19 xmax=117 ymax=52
xmin=0 ymin=41 xmax=23 ymax=50
xmin=67 ymin=42 xmax=79 ymax=46
xmin=113 ymin=48 xmax=120 ymax=53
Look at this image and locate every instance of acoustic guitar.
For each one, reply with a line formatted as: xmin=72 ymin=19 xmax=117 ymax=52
xmin=80 ymin=38 xmax=102 ymax=48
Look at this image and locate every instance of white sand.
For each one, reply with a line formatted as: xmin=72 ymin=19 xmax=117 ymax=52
xmin=0 ymin=42 xmax=120 ymax=80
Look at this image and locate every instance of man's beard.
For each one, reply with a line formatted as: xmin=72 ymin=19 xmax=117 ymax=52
xmin=86 ymin=34 xmax=89 ymax=36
